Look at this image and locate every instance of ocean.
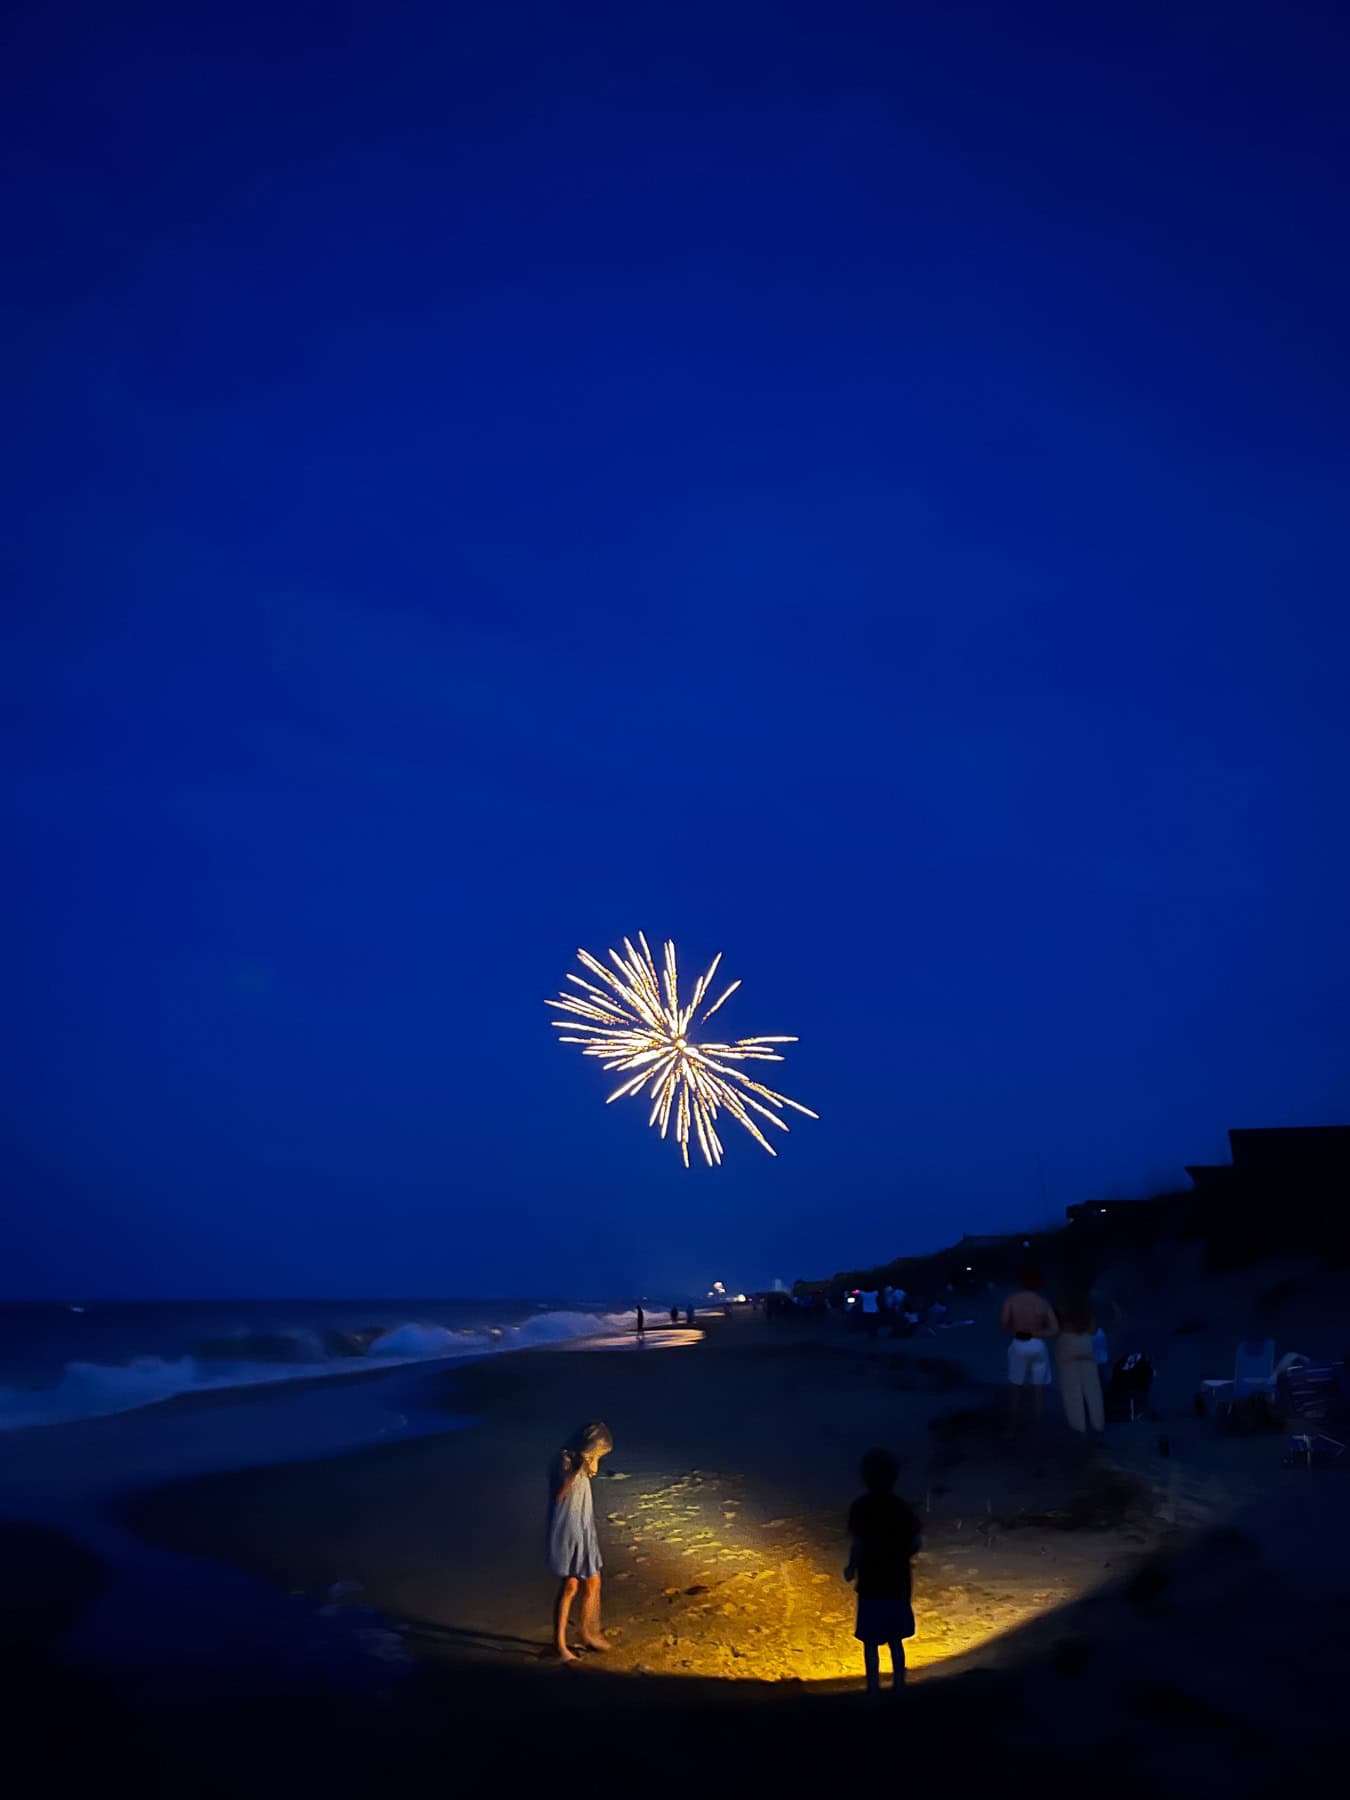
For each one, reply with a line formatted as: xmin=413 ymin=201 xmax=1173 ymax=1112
xmin=0 ymin=1297 xmax=639 ymax=1431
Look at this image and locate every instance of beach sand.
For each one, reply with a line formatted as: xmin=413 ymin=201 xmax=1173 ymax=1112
xmin=119 ymin=1309 xmax=1150 ymax=1684
xmin=12 ymin=1287 xmax=1350 ymax=1795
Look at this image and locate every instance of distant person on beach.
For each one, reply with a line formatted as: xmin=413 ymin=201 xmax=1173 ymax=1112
xmin=548 ymin=1421 xmax=613 ymax=1661
xmin=670 ymin=1304 xmax=680 ymax=1326
xmin=844 ymin=1447 xmax=922 ymax=1695
xmin=686 ymin=1305 xmax=695 ymax=1327
xmin=860 ymin=1288 xmax=880 ymax=1336
xmin=1055 ymin=1298 xmax=1105 ymax=1433
xmin=1001 ymin=1269 xmax=1059 ymax=1429
xmin=635 ymin=1304 xmax=645 ymax=1335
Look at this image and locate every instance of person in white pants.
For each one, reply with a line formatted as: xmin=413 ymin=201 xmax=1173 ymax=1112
xmin=1055 ymin=1299 xmax=1105 ymax=1432
xmin=1001 ymin=1271 xmax=1059 ymax=1431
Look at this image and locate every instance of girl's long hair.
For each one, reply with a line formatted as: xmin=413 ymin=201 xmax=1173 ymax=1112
xmin=560 ymin=1420 xmax=613 ymax=1476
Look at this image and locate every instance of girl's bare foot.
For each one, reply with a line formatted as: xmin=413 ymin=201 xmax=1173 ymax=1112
xmin=581 ymin=1633 xmax=611 ymax=1653
xmin=554 ymin=1644 xmax=578 ymax=1662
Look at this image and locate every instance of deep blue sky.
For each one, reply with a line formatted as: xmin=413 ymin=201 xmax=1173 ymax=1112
xmin=4 ymin=2 xmax=1348 ymax=1299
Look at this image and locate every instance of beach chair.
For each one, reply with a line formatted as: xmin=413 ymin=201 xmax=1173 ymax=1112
xmin=1198 ymin=1339 xmax=1277 ymax=1420
xmin=1233 ymin=1338 xmax=1277 ymax=1401
xmin=1106 ymin=1352 xmax=1154 ymax=1422
xmin=1277 ymin=1361 xmax=1341 ymax=1426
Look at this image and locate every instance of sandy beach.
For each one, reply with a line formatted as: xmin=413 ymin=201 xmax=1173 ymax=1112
xmin=11 ymin=1265 xmax=1349 ymax=1797
xmin=118 ymin=1308 xmax=1147 ymax=1685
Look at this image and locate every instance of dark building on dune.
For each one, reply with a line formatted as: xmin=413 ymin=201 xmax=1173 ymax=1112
xmin=1064 ymin=1195 xmax=1192 ymax=1235
xmin=1186 ymin=1126 xmax=1350 ymax=1264
xmin=1058 ymin=1128 xmax=1350 ymax=1273
xmin=797 ymin=1127 xmax=1350 ymax=1300
xmin=1186 ymin=1126 xmax=1350 ymax=1196
xmin=950 ymin=1233 xmax=1037 ymax=1283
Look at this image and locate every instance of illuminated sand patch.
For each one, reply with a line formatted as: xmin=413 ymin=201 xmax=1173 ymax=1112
xmin=595 ymin=1470 xmax=1076 ymax=1683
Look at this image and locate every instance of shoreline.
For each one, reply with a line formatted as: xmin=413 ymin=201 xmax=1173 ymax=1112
xmin=0 ymin=1300 xmax=656 ymax=1439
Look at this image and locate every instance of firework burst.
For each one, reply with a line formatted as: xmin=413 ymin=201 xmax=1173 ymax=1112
xmin=547 ymin=935 xmax=818 ymax=1166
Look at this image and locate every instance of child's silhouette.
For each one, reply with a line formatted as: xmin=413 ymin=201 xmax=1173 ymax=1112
xmin=844 ymin=1447 xmax=922 ymax=1694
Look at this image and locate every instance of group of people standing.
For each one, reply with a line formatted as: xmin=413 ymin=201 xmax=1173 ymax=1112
xmin=857 ymin=1283 xmax=948 ymax=1336
xmin=858 ymin=1283 xmax=906 ymax=1332
xmin=1001 ymin=1266 xmax=1109 ymax=1432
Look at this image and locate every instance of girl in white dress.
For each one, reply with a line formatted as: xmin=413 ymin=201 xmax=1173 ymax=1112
xmin=547 ymin=1421 xmax=613 ymax=1660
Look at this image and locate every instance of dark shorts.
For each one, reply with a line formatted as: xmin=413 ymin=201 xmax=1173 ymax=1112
xmin=854 ymin=1596 xmax=915 ymax=1644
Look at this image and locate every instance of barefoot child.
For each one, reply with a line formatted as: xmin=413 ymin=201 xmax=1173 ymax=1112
xmin=548 ymin=1421 xmax=613 ymax=1661
xmin=844 ymin=1447 xmax=923 ymax=1694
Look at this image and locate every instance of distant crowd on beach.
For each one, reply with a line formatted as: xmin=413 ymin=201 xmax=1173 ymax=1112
xmin=766 ymin=1284 xmax=956 ymax=1335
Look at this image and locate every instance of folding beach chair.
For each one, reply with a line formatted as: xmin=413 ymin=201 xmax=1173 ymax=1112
xmin=1107 ymin=1352 xmax=1154 ymax=1422
xmin=1233 ymin=1338 xmax=1277 ymax=1400
xmin=1277 ymin=1361 xmax=1341 ymax=1425
xmin=1198 ymin=1338 xmax=1277 ymax=1420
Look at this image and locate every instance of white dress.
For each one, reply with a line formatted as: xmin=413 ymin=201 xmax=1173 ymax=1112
xmin=546 ymin=1463 xmax=602 ymax=1578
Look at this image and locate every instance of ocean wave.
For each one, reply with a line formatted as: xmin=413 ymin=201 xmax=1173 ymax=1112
xmin=0 ymin=1309 xmax=637 ymax=1433
xmin=367 ymin=1322 xmax=490 ymax=1359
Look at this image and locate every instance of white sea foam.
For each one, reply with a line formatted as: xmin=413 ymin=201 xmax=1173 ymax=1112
xmin=0 ymin=1308 xmax=639 ymax=1433
xmin=367 ymin=1323 xmax=475 ymax=1359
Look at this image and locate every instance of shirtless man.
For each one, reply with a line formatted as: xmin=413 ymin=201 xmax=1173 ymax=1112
xmin=1000 ymin=1268 xmax=1059 ymax=1431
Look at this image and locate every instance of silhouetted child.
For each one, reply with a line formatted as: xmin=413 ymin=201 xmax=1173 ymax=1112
xmin=844 ymin=1448 xmax=922 ymax=1694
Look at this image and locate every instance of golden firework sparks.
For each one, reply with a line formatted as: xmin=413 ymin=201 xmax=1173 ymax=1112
xmin=547 ymin=935 xmax=818 ymax=1166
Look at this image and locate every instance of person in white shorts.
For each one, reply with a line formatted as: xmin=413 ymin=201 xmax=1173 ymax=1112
xmin=1000 ymin=1270 xmax=1059 ymax=1431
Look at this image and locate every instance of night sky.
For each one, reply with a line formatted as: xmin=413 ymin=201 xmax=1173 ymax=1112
xmin=4 ymin=3 xmax=1348 ymax=1300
